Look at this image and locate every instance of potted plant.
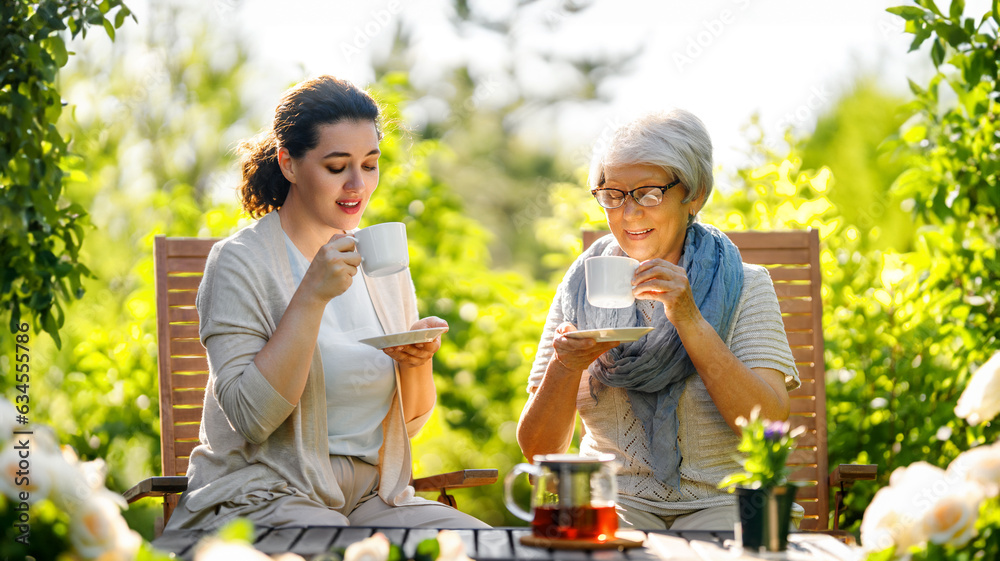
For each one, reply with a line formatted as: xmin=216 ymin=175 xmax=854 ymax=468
xmin=719 ymin=406 xmax=804 ymax=552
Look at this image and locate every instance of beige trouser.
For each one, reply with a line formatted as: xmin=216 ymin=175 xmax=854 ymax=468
xmin=616 ymin=501 xmax=804 ymax=532
xmin=616 ymin=503 xmax=741 ymax=531
xmin=209 ymin=456 xmax=489 ymax=529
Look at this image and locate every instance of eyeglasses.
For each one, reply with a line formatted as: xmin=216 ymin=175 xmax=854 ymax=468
xmin=591 ymin=179 xmax=682 ymax=209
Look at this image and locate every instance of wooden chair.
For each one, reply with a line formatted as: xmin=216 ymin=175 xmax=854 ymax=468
xmin=124 ymin=236 xmax=498 ymax=535
xmin=582 ymin=229 xmax=876 ymax=535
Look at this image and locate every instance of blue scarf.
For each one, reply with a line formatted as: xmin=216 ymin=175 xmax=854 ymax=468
xmin=560 ymin=223 xmax=744 ymax=488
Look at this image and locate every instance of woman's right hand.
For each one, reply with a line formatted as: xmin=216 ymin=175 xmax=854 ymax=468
xmin=299 ymin=233 xmax=362 ymax=303
xmin=551 ymin=322 xmax=619 ymax=373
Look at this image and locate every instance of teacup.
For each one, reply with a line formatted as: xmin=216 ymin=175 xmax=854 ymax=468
xmin=585 ymin=256 xmax=639 ymax=308
xmin=354 ymin=222 xmax=409 ymax=277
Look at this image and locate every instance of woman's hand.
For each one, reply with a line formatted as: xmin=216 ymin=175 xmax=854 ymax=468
xmin=551 ymin=322 xmax=620 ymax=373
xmin=633 ymin=259 xmax=702 ymax=327
xmin=383 ymin=316 xmax=448 ymax=367
xmin=298 ymin=234 xmax=362 ymax=303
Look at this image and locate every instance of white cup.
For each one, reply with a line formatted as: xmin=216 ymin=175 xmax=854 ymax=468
xmin=585 ymin=256 xmax=639 ymax=308
xmin=354 ymin=222 xmax=409 ymax=277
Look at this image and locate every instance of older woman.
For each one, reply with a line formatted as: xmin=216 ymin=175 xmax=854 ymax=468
xmin=517 ymin=110 xmax=800 ymax=530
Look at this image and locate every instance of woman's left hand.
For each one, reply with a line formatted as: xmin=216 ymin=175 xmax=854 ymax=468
xmin=633 ymin=259 xmax=702 ymax=327
xmin=382 ymin=316 xmax=448 ymax=367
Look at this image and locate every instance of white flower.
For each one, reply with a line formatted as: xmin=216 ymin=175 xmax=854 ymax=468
xmin=948 ymin=441 xmax=1000 ymax=498
xmin=51 ymin=452 xmax=117 ymax=513
xmin=920 ymin=480 xmax=982 ymax=547
xmin=194 ymin=539 xmax=273 ymax=561
xmin=0 ymin=398 xmax=18 ymax=444
xmin=955 ymin=352 xmax=1000 ymax=425
xmin=861 ymin=462 xmax=948 ymax=556
xmin=68 ymin=492 xmax=142 ymax=559
xmin=436 ymin=529 xmax=473 ymax=561
xmin=343 ymin=532 xmax=391 ymax=561
xmin=861 ymin=484 xmax=924 ymax=557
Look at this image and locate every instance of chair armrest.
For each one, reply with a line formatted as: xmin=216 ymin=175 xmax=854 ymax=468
xmin=123 ymin=476 xmax=189 ymax=503
xmin=829 ymin=464 xmax=877 ymax=486
xmin=413 ymin=469 xmax=498 ymax=492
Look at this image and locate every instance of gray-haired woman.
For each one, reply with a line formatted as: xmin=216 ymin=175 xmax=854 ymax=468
xmin=516 ymin=110 xmax=801 ymax=530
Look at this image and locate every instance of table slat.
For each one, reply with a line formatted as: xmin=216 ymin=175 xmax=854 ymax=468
xmin=511 ymin=528 xmax=559 ymax=559
xmin=147 ymin=526 xmax=858 ymax=561
xmin=254 ymin=527 xmax=305 ymax=553
xmin=404 ymin=528 xmax=443 ymax=559
xmin=790 ymin=533 xmax=859 ymax=561
xmin=377 ymin=528 xmax=408 ymax=548
xmin=292 ymin=526 xmax=341 ymax=555
xmin=151 ymin=529 xmax=203 ymax=558
xmin=454 ymin=529 xmax=477 ymax=558
xmin=643 ymin=532 xmax=703 ymax=560
xmin=331 ymin=527 xmax=377 ymax=550
xmin=477 ymin=528 xmax=516 ymax=559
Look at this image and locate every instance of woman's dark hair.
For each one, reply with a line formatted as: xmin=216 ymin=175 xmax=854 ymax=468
xmin=237 ymin=76 xmax=381 ymax=217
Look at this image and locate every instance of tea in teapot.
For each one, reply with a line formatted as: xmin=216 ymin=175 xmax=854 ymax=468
xmin=504 ymin=453 xmax=619 ymax=541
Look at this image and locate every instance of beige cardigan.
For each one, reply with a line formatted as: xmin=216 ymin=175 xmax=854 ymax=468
xmin=167 ymin=212 xmax=431 ymax=529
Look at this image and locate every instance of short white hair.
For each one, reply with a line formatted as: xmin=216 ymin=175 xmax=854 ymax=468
xmin=588 ymin=109 xmax=714 ymax=208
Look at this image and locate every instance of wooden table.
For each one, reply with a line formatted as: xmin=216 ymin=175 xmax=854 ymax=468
xmin=152 ymin=526 xmax=861 ymax=560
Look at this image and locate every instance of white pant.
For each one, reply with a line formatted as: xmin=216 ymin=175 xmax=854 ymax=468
xmin=193 ymin=456 xmax=489 ymax=530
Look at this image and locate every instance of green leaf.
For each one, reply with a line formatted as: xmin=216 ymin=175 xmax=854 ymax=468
xmin=42 ymin=36 xmax=68 ymax=67
xmin=934 ymin=21 xmax=970 ymax=47
xmin=908 ymin=78 xmax=927 ymax=97
xmin=114 ymin=7 xmax=130 ymax=28
xmin=965 ymin=50 xmax=984 ymax=85
xmin=909 ymin=25 xmax=933 ymax=51
xmin=994 ymin=0 xmax=999 ymax=25
xmin=949 ymin=0 xmax=965 ymax=19
xmin=932 ymin=37 xmax=946 ymax=66
xmin=85 ymin=7 xmax=104 ymax=25
xmin=916 ymin=0 xmax=945 ymax=17
xmin=887 ymin=6 xmax=928 ymax=20
xmin=102 ymin=18 xmax=115 ymax=40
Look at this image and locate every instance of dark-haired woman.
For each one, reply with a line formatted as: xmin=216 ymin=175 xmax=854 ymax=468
xmin=166 ymin=76 xmax=489 ymax=530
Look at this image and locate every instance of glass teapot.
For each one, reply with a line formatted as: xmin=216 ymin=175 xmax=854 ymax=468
xmin=503 ymin=453 xmax=619 ymax=541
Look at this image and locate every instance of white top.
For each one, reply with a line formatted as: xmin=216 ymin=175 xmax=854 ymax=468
xmin=284 ymin=233 xmax=396 ymax=464
xmin=529 ymin=263 xmax=800 ymax=516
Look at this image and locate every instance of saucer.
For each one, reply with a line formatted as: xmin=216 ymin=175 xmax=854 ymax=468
xmin=565 ymin=327 xmax=654 ymax=343
xmin=520 ymin=531 xmax=646 ymax=550
xmin=358 ymin=327 xmax=448 ymax=350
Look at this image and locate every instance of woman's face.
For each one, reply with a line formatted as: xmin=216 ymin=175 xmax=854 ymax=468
xmin=600 ymin=163 xmax=701 ymax=264
xmin=281 ymin=120 xmax=380 ymax=234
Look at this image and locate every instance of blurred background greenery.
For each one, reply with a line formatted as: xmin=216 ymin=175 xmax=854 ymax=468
xmin=1 ymin=0 xmax=997 ymax=542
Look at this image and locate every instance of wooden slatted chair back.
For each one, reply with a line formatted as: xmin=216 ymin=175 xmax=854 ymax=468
xmin=153 ymin=237 xmax=219 ymax=517
xmin=582 ymin=229 xmax=829 ymax=530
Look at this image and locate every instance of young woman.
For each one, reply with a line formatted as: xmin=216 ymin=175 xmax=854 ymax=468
xmin=166 ymin=76 xmax=488 ymax=530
